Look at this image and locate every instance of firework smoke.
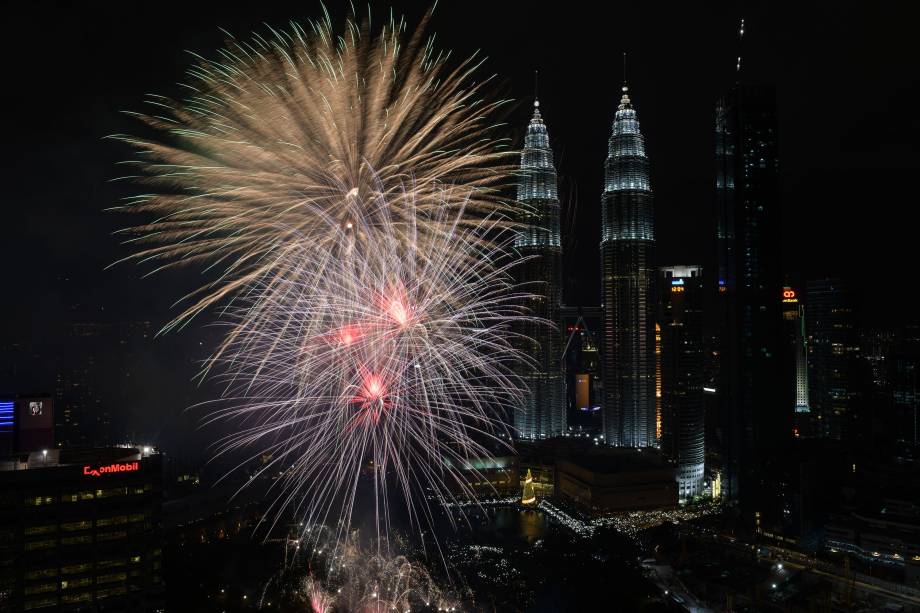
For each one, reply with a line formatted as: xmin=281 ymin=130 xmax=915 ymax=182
xmin=288 ymin=531 xmax=463 ymax=613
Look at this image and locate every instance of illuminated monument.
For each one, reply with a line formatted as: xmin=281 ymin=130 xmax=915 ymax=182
xmin=601 ymin=71 xmax=657 ymax=447
xmin=521 ymin=468 xmax=536 ymax=505
xmin=513 ymin=92 xmax=565 ymax=439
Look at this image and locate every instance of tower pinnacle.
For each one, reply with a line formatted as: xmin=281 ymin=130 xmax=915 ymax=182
xmin=534 ymin=69 xmax=539 ymax=107
xmin=622 ymin=51 xmax=628 ymax=89
xmin=619 ymin=52 xmax=632 ymax=110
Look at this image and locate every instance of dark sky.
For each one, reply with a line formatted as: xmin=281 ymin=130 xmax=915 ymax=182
xmin=2 ymin=1 xmax=918 ymax=446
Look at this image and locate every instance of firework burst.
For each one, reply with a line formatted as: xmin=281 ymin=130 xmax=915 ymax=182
xmin=110 ymin=8 xmax=514 ymax=328
xmin=206 ymin=190 xmax=530 ymax=540
xmin=112 ymin=7 xmax=539 ymax=546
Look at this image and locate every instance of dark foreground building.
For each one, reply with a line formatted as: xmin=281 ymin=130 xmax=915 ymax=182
xmin=0 ymin=447 xmax=164 ymax=612
xmin=513 ymin=98 xmax=565 ymax=439
xmin=712 ymin=77 xmax=786 ymax=518
xmin=600 ymin=82 xmax=657 ymax=448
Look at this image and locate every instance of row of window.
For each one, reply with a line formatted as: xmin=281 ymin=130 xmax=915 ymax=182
xmin=24 ymin=484 xmax=154 ymax=506
xmin=24 ymin=513 xmax=150 ymax=536
xmin=24 ymin=585 xmax=131 ymax=610
xmin=24 ymin=530 xmax=133 ymax=551
xmin=24 ymin=556 xmax=146 ymax=581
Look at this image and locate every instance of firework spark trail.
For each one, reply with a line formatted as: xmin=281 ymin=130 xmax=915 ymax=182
xmin=203 ymin=190 xmax=535 ymax=543
xmin=112 ymin=8 xmax=545 ymax=549
xmin=109 ymin=9 xmax=515 ymax=329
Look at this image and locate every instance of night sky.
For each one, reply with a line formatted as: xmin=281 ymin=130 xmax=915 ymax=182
xmin=2 ymin=2 xmax=918 ymax=449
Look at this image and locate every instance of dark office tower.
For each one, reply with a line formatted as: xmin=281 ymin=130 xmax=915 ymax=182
xmin=806 ymin=279 xmax=860 ymax=440
xmin=862 ymin=328 xmax=893 ymax=391
xmin=890 ymin=332 xmax=920 ymax=447
xmin=711 ymin=42 xmax=784 ymax=507
xmin=513 ymin=98 xmax=564 ymax=439
xmin=55 ymin=365 xmax=105 ymax=448
xmin=601 ymin=83 xmax=656 ymax=448
xmin=0 ymin=447 xmax=164 ymax=611
xmin=659 ymin=266 xmax=705 ymax=502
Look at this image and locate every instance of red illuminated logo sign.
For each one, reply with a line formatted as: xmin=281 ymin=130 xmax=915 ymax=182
xmin=83 ymin=461 xmax=139 ymax=477
xmin=782 ymin=288 xmax=798 ymax=303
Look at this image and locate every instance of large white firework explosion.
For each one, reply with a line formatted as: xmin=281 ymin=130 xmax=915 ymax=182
xmin=112 ymin=8 xmax=539 ymax=544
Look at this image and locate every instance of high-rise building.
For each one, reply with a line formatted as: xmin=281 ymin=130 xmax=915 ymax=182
xmin=0 ymin=447 xmax=164 ymax=611
xmin=601 ymin=82 xmax=657 ymax=448
xmin=55 ymin=365 xmax=106 ymax=449
xmin=890 ymin=332 xmax=920 ymax=447
xmin=807 ymin=278 xmax=860 ymax=440
xmin=780 ymin=288 xmax=811 ymax=437
xmin=659 ymin=266 xmax=705 ymax=502
xmin=513 ymin=98 xmax=564 ymax=439
xmin=53 ymin=321 xmax=152 ymax=448
xmin=711 ymin=25 xmax=785 ymax=510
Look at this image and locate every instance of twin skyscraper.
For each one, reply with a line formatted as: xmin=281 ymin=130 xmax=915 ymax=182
xmin=513 ymin=81 xmax=658 ymax=449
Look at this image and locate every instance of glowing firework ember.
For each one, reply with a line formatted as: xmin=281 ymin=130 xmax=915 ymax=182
xmin=284 ymin=531 xmax=470 ymax=613
xmin=286 ymin=531 xmax=464 ymax=613
xmin=112 ymin=7 xmax=540 ymax=545
xmin=205 ymin=193 xmax=530 ymax=539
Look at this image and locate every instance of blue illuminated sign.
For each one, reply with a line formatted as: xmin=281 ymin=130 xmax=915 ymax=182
xmin=0 ymin=400 xmax=14 ymax=431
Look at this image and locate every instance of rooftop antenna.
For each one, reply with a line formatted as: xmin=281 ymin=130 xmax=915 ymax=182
xmin=622 ymin=51 xmax=628 ymax=90
xmin=736 ymin=17 xmax=745 ymax=72
xmin=534 ymin=69 xmax=539 ymax=108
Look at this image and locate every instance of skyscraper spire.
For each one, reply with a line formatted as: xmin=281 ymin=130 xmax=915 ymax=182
xmin=736 ymin=17 xmax=745 ymax=72
xmin=534 ymin=69 xmax=539 ymax=106
xmin=512 ymin=86 xmax=564 ymax=440
xmin=622 ymin=51 xmax=627 ymax=89
xmin=516 ymin=88 xmax=559 ymax=247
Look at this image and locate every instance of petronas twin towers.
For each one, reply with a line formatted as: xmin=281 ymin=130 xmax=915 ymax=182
xmin=515 ymin=83 xmax=657 ymax=448
xmin=599 ymin=85 xmax=657 ymax=447
xmin=513 ymin=99 xmax=564 ymax=439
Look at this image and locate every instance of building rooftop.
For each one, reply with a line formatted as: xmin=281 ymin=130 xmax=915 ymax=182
xmin=0 ymin=445 xmax=157 ymax=472
xmin=565 ymin=447 xmax=671 ymax=474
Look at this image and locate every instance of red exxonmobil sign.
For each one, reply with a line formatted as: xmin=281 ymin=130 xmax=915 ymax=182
xmin=83 ymin=461 xmax=140 ymax=477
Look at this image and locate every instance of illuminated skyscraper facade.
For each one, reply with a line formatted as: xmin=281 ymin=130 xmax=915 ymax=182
xmin=782 ymin=287 xmax=810 ymax=439
xmin=601 ymin=85 xmax=657 ymax=447
xmin=513 ymin=99 xmax=564 ymax=439
xmin=781 ymin=288 xmax=810 ymax=413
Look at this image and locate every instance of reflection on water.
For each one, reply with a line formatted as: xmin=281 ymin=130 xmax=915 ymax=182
xmin=450 ymin=506 xmax=548 ymax=545
xmin=438 ymin=504 xmax=652 ymax=611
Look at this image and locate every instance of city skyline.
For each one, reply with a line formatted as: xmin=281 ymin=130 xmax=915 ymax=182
xmin=4 ymin=3 xmax=917 ymax=337
xmin=4 ymin=3 xmax=920 ymax=611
